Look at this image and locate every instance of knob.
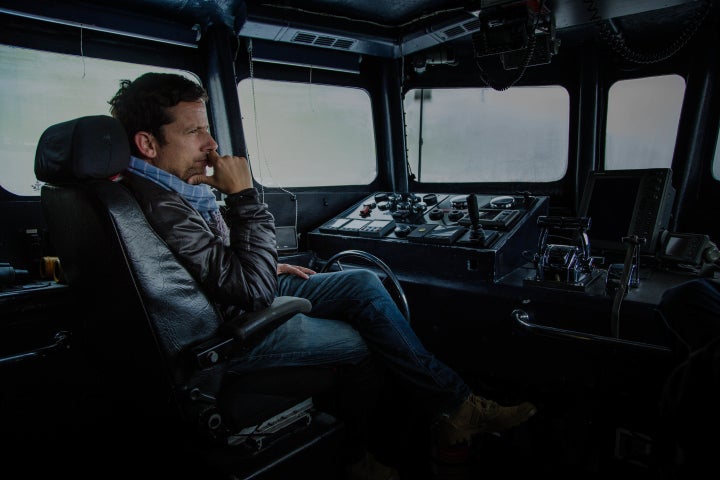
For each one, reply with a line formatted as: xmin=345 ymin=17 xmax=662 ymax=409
xmin=374 ymin=192 xmax=389 ymax=203
xmin=423 ymin=194 xmax=438 ymax=206
xmin=490 ymin=195 xmax=514 ymax=209
xmin=448 ymin=210 xmax=464 ymax=222
xmin=394 ymin=224 xmax=412 ymax=237
xmin=450 ymin=195 xmax=467 ymax=210
xmin=429 ymin=209 xmax=444 ymax=220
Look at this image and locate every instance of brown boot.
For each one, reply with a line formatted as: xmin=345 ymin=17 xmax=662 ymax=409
xmin=436 ymin=394 xmax=537 ymax=446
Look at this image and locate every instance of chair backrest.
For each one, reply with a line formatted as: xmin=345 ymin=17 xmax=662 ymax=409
xmin=35 ymin=115 xmax=226 ymax=427
xmin=33 ymin=116 xmax=348 ymax=480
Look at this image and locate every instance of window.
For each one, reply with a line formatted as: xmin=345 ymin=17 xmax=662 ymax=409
xmin=0 ymin=44 xmax=198 ymax=197
xmin=238 ymin=78 xmax=376 ymax=188
xmin=403 ymin=86 xmax=569 ymax=183
xmin=605 ymin=74 xmax=686 ymax=170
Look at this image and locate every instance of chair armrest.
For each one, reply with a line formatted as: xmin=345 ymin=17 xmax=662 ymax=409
xmin=219 ymin=296 xmax=312 ymax=342
xmin=191 ymin=296 xmax=312 ymax=369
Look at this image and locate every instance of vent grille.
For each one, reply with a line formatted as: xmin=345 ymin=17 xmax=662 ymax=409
xmin=441 ymin=18 xmax=481 ymax=39
xmin=334 ymin=38 xmax=355 ymax=49
xmin=293 ymin=32 xmax=317 ymax=44
xmin=291 ymin=31 xmax=356 ymax=50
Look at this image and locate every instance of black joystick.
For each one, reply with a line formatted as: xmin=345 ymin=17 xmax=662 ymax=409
xmin=466 ymin=194 xmax=486 ymax=244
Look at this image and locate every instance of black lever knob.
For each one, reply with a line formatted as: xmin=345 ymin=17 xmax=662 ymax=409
xmin=466 ymin=194 xmax=486 ymax=242
xmin=467 ymin=194 xmax=480 ymax=228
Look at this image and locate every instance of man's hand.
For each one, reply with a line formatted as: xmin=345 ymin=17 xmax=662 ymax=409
xmin=278 ymin=263 xmax=316 ymax=279
xmin=188 ymin=150 xmax=253 ymax=194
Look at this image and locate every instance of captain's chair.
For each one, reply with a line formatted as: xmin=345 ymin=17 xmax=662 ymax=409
xmin=34 ymin=115 xmax=343 ymax=478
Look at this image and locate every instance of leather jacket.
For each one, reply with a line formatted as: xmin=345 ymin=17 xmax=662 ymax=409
xmin=121 ymin=172 xmax=278 ymax=318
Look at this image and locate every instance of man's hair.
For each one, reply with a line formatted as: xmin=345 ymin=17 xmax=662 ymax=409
xmin=108 ymin=72 xmax=208 ymax=156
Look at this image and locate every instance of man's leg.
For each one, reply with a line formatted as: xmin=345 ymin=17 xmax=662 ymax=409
xmin=278 ymin=269 xmax=470 ymax=417
xmin=276 ymin=269 xmax=536 ymax=446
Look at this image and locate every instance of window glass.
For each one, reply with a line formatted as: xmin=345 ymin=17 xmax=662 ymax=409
xmin=404 ymin=86 xmax=569 ymax=183
xmin=238 ymin=78 xmax=376 ymax=188
xmin=0 ymin=44 xmax=198 ymax=196
xmin=605 ymin=74 xmax=685 ymax=170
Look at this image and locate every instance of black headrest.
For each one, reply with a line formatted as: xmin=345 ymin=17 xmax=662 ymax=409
xmin=34 ymin=115 xmax=130 ymax=183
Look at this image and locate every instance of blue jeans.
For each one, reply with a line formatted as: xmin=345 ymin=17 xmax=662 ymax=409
xmin=227 ymin=269 xmax=470 ymax=418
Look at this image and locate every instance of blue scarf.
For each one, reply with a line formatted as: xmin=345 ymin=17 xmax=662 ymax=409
xmin=127 ymin=156 xmax=218 ymax=221
xmin=127 ymin=156 xmax=230 ymax=244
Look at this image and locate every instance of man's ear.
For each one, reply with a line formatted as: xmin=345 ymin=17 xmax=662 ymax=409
xmin=134 ymin=131 xmax=157 ymax=158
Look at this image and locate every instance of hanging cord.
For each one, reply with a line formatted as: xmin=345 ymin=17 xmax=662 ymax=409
xmin=79 ymin=24 xmax=86 ymax=78
xmin=583 ymin=0 xmax=712 ymax=64
xmin=234 ymin=34 xmax=242 ymax=64
xmin=245 ymin=39 xmax=299 ymax=232
xmin=472 ymin=0 xmax=547 ymax=92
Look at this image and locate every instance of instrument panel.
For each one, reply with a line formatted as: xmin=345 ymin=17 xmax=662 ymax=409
xmin=308 ymin=192 xmax=549 ymax=283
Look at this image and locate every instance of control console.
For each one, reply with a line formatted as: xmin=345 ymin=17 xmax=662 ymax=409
xmin=308 ymin=191 xmax=549 ymax=283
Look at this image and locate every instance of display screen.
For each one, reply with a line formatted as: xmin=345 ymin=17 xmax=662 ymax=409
xmin=368 ymin=220 xmax=390 ymax=228
xmin=583 ymin=176 xmax=640 ymax=247
xmin=327 ymin=218 xmax=350 ymax=228
xmin=342 ymin=219 xmax=370 ymax=229
xmin=276 ymin=226 xmax=298 ymax=252
xmin=578 ymin=168 xmax=674 ymax=256
xmin=664 ymin=236 xmax=688 ymax=256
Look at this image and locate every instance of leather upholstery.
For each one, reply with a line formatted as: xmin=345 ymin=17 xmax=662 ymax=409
xmin=35 ymin=115 xmax=129 ymax=181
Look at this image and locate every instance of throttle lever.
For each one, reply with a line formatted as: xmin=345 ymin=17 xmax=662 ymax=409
xmin=466 ymin=194 xmax=486 ymax=243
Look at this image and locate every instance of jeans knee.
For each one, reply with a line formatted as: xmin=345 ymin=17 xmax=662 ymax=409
xmin=340 ymin=269 xmax=383 ymax=289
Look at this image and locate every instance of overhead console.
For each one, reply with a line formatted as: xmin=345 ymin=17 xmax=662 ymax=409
xmin=307 ymin=191 xmax=549 ymax=283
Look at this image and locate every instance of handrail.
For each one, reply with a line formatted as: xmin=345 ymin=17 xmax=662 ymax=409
xmin=0 ymin=331 xmax=71 ymax=366
xmin=511 ymin=309 xmax=672 ymax=355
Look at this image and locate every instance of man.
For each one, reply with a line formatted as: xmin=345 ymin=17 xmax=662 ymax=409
xmin=108 ymin=72 xmax=536 ymax=477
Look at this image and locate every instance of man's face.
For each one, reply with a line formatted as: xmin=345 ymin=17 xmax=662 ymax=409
xmin=149 ymin=100 xmax=218 ymax=182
